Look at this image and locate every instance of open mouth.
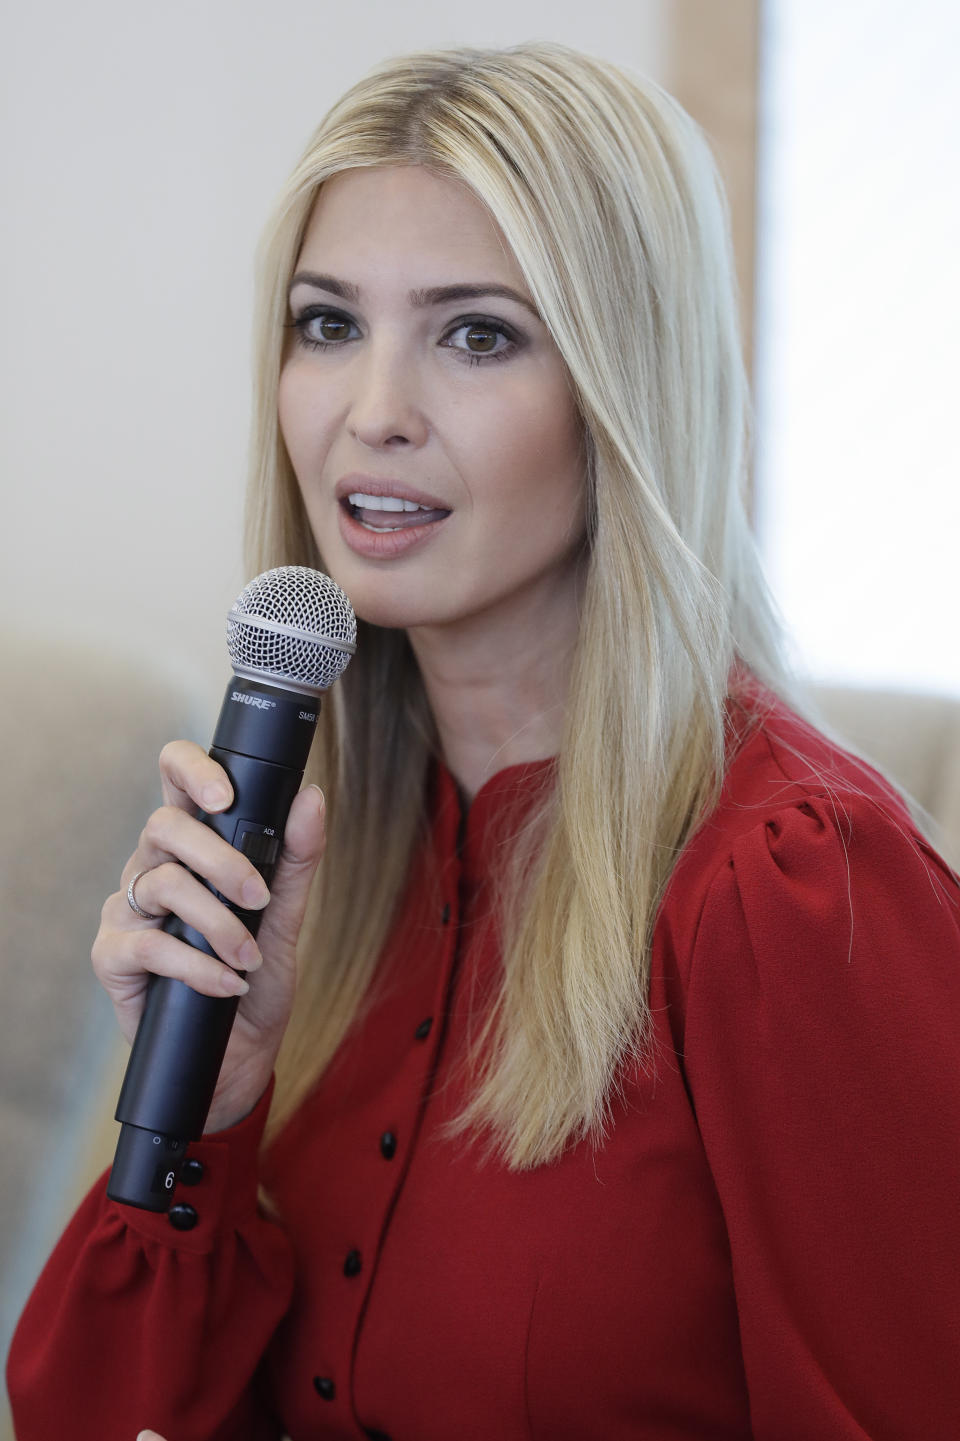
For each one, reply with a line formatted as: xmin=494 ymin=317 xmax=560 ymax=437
xmin=344 ymin=492 xmax=451 ymax=532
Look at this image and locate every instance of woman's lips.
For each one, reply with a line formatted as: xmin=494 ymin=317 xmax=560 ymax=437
xmin=334 ymin=475 xmax=451 ymax=511
xmin=337 ymin=497 xmax=451 ymax=558
xmin=346 ymin=499 xmax=451 ymax=531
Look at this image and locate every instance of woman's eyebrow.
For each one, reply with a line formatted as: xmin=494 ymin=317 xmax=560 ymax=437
xmin=411 ymin=282 xmax=540 ymax=319
xmin=288 ymin=271 xmax=540 ymax=319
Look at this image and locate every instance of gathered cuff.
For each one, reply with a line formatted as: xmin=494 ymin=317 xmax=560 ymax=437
xmin=115 ymin=1078 xmax=275 ymax=1255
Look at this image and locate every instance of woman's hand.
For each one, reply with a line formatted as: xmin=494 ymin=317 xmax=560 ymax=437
xmin=92 ymin=740 xmax=325 ymax=1132
xmin=137 ymin=1432 xmax=168 ymax=1441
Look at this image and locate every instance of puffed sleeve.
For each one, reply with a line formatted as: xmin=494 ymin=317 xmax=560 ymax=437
xmin=685 ymin=794 xmax=960 ymax=1441
xmin=6 ymin=1081 xmax=294 ymax=1441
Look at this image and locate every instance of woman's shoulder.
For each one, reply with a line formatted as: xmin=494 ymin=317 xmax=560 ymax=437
xmin=720 ymin=682 xmax=914 ymax=832
xmin=659 ymin=699 xmax=960 ymax=1441
xmin=657 ymin=683 xmax=960 ymax=978
xmin=691 ymin=682 xmax=932 ymax=869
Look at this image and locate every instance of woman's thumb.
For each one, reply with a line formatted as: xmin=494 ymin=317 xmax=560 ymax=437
xmin=257 ymin=784 xmax=326 ymax=950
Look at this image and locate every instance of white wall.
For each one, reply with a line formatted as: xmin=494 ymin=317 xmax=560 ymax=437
xmin=756 ymin=0 xmax=960 ymax=697
xmin=1 ymin=0 xmax=666 ymax=716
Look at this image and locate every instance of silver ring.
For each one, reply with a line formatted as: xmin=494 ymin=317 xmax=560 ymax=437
xmin=127 ymin=868 xmax=163 ymax=921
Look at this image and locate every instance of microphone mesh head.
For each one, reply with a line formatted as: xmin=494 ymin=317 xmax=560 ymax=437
xmin=227 ymin=566 xmax=357 ymax=696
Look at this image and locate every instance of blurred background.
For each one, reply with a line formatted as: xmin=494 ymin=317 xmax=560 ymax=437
xmin=2 ymin=0 xmax=958 ymax=1422
xmin=3 ymin=0 xmax=958 ymax=705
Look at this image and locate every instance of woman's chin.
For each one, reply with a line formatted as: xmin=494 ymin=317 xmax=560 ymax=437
xmin=315 ymin=555 xmax=458 ymax=633
xmin=345 ymin=588 xmax=445 ymax=633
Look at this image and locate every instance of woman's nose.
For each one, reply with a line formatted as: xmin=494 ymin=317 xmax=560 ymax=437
xmin=345 ymin=341 xmax=429 ymax=450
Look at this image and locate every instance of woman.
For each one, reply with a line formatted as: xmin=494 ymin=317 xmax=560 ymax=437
xmin=8 ymin=43 xmax=960 ymax=1441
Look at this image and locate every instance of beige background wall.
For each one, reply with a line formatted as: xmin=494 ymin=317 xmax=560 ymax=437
xmin=667 ymin=0 xmax=759 ymax=379
xmin=3 ymin=1 xmax=758 ymax=716
xmin=0 ymin=1 xmax=758 ymax=715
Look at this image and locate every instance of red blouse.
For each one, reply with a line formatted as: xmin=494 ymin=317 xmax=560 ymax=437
xmin=8 ymin=696 xmax=960 ymax=1439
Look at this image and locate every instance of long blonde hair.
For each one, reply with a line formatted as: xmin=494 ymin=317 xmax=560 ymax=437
xmin=247 ymin=43 xmax=790 ymax=1167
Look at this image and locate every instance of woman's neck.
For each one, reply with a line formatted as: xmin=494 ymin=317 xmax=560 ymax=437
xmin=407 ymin=571 xmax=582 ymax=803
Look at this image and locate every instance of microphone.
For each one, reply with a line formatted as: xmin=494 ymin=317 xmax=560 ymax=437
xmin=107 ymin=566 xmax=356 ymax=1212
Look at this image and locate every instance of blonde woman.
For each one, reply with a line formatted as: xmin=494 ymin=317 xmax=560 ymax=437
xmin=9 ymin=44 xmax=960 ymax=1441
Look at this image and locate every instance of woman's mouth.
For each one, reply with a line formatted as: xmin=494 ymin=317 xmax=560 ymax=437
xmin=344 ymin=491 xmax=451 ymax=532
xmin=336 ymin=487 xmax=452 ymax=560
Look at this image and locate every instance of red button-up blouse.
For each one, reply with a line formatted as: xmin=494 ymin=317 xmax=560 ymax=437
xmin=8 ymin=695 xmax=960 ymax=1439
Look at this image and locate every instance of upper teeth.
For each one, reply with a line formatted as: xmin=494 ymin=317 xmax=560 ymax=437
xmin=348 ymin=492 xmax=433 ymax=512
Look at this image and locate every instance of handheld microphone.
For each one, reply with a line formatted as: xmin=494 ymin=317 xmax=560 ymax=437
xmin=107 ymin=566 xmax=356 ymax=1212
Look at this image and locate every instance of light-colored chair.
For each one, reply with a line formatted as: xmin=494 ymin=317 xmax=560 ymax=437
xmin=812 ymin=683 xmax=960 ymax=869
xmin=1 ymin=631 xmax=199 ymax=1439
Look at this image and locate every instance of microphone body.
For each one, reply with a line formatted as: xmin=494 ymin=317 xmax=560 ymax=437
xmin=107 ymin=567 xmax=355 ymax=1212
xmin=108 ymin=677 xmax=316 ymax=1209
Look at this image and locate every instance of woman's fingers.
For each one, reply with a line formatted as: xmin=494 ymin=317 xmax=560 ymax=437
xmin=93 ymin=792 xmax=275 ymax=1042
xmin=107 ymin=861 xmax=264 ymax=969
xmin=92 ymin=769 xmax=323 ymax=1060
xmin=130 ymin=805 xmax=271 ymax=913
xmin=93 ymin=915 xmax=252 ymax=1043
xmin=158 ymin=738 xmax=234 ymax=814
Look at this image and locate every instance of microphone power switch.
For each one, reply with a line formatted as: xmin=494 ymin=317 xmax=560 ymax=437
xmin=108 ymin=1123 xmax=187 ymax=1211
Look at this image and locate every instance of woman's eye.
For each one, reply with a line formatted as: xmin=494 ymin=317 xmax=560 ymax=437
xmin=443 ymin=319 xmax=518 ymax=364
xmin=288 ymin=309 xmax=519 ymax=363
xmin=291 ymin=309 xmax=357 ymax=350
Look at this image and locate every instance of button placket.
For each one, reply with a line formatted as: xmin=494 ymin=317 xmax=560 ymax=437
xmin=348 ymin=860 xmax=461 ymax=1429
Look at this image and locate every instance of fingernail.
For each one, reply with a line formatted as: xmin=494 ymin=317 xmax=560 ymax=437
xmin=202 ymin=784 xmax=231 ymax=811
xmin=242 ymin=875 xmax=271 ymax=909
xmin=239 ymin=939 xmax=262 ymax=970
xmin=223 ymin=970 xmax=249 ymax=996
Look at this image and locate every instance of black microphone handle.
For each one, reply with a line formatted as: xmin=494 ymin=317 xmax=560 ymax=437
xmin=107 ymin=676 xmax=320 ymax=1212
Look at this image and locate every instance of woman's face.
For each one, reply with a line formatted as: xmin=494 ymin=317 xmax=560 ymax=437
xmin=278 ymin=165 xmax=586 ymax=635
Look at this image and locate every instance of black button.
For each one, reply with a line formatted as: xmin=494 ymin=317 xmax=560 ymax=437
xmin=441 ymin=902 xmax=451 ymax=924
xmin=313 ymin=1376 xmax=336 ymax=1401
xmin=364 ymin=1431 xmax=393 ymax=1441
xmin=179 ymin=1157 xmax=204 ymax=1186
xmin=379 ymin=1131 xmax=397 ymax=1160
xmin=343 ymin=1248 xmax=363 ymax=1277
xmin=168 ymin=1203 xmax=198 ymax=1231
xmin=414 ymin=1017 xmax=433 ymax=1040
